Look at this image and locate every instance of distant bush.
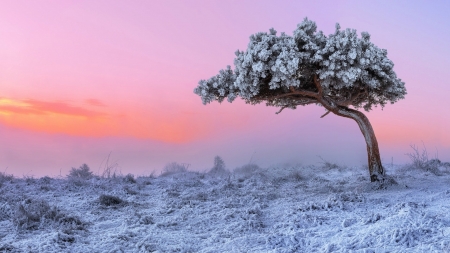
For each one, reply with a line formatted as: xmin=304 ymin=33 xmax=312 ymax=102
xmin=123 ymin=173 xmax=136 ymax=183
xmin=39 ymin=176 xmax=52 ymax=184
xmin=289 ymin=170 xmax=303 ymax=182
xmin=234 ymin=163 xmax=261 ymax=175
xmin=0 ymin=172 xmax=14 ymax=182
xmin=98 ymin=194 xmax=125 ymax=207
xmin=209 ymin=156 xmax=229 ymax=175
xmin=160 ymin=162 xmax=188 ymax=176
xmin=0 ymin=172 xmax=14 ymax=188
xmin=123 ymin=186 xmax=139 ymax=195
xmin=68 ymin=164 xmax=94 ymax=180
xmin=24 ymin=176 xmax=36 ymax=184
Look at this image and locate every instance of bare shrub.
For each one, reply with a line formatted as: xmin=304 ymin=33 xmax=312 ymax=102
xmin=68 ymin=164 xmax=93 ymax=180
xmin=406 ymin=143 xmax=441 ymax=175
xmin=406 ymin=143 xmax=429 ymax=169
xmin=160 ymin=162 xmax=188 ymax=177
xmin=318 ymin=156 xmax=341 ymax=170
xmin=100 ymin=152 xmax=120 ymax=179
xmin=98 ymin=194 xmax=125 ymax=207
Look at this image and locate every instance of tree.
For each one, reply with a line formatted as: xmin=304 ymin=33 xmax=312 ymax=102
xmin=194 ymin=18 xmax=406 ymax=182
xmin=211 ymin=155 xmax=226 ymax=173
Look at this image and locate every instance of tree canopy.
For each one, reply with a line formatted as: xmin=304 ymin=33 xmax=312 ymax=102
xmin=194 ymin=18 xmax=406 ymax=113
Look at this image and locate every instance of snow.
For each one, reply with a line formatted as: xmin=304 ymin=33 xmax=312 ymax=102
xmin=194 ymin=18 xmax=406 ymax=113
xmin=1 ymin=163 xmax=450 ymax=252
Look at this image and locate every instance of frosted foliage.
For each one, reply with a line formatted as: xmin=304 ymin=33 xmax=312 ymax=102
xmin=233 ymin=28 xmax=304 ymax=99
xmin=313 ymin=25 xmax=405 ymax=110
xmin=194 ymin=18 xmax=406 ymax=111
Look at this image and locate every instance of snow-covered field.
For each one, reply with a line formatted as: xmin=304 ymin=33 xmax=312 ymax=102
xmin=1 ymin=161 xmax=450 ymax=252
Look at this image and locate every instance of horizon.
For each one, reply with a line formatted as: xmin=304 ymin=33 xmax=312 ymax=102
xmin=1 ymin=1 xmax=450 ymax=177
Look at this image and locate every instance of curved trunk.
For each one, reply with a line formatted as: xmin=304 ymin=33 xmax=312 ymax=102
xmin=318 ymin=97 xmax=384 ymax=182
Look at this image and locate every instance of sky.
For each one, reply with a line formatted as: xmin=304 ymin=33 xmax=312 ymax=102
xmin=1 ymin=0 xmax=450 ymax=177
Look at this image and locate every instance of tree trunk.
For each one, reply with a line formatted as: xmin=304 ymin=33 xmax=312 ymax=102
xmin=318 ymin=97 xmax=384 ymax=182
xmin=338 ymin=107 xmax=384 ymax=182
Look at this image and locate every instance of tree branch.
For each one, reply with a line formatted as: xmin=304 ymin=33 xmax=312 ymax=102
xmin=289 ymin=86 xmax=319 ymax=98
xmin=270 ymin=87 xmax=319 ymax=102
xmin=292 ymin=99 xmax=317 ymax=106
xmin=272 ymin=93 xmax=298 ymax=100
xmin=320 ymin=110 xmax=331 ymax=118
xmin=274 ymin=99 xmax=317 ymax=115
xmin=313 ymin=75 xmax=323 ymax=96
xmin=275 ymin=106 xmax=289 ymax=114
xmin=336 ymin=89 xmax=362 ymax=107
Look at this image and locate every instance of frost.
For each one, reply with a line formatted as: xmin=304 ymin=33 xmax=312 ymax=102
xmin=0 ymin=163 xmax=449 ymax=251
xmin=195 ymin=17 xmax=406 ymax=112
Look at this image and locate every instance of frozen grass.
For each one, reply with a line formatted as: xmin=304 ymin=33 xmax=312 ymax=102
xmin=98 ymin=194 xmax=126 ymax=207
xmin=0 ymin=162 xmax=450 ymax=252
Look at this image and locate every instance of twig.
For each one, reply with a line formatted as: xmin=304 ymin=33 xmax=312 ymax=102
xmin=320 ymin=110 xmax=331 ymax=118
xmin=275 ymin=106 xmax=289 ymax=114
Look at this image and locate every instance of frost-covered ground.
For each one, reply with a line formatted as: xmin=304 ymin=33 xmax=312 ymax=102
xmin=1 ymin=162 xmax=450 ymax=253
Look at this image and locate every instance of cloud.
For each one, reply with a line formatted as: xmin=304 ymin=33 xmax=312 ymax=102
xmin=0 ymin=97 xmax=114 ymax=138
xmin=0 ymin=98 xmax=106 ymax=118
xmin=85 ymin=98 xmax=106 ymax=107
xmin=0 ymin=104 xmax=46 ymax=115
xmin=0 ymin=97 xmax=240 ymax=143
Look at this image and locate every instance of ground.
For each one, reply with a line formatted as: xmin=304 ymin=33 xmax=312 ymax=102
xmin=0 ymin=162 xmax=450 ymax=252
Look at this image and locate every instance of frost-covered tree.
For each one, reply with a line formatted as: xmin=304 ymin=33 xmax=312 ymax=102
xmin=211 ymin=156 xmax=226 ymax=172
xmin=194 ymin=18 xmax=406 ymax=182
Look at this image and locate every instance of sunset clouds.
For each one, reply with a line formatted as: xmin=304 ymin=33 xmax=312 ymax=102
xmin=0 ymin=97 xmax=239 ymax=143
xmin=0 ymin=98 xmax=106 ymax=117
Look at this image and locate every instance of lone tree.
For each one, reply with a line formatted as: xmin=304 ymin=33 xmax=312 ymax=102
xmin=194 ymin=18 xmax=406 ymax=182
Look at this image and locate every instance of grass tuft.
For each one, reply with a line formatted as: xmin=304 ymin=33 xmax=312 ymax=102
xmin=98 ymin=194 xmax=125 ymax=207
xmin=123 ymin=173 xmax=136 ymax=183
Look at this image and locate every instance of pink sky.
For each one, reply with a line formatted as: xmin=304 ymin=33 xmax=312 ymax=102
xmin=1 ymin=1 xmax=449 ymax=177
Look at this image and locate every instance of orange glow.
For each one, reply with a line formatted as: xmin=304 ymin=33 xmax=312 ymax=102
xmin=85 ymin=99 xmax=106 ymax=107
xmin=0 ymin=97 xmax=208 ymax=143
